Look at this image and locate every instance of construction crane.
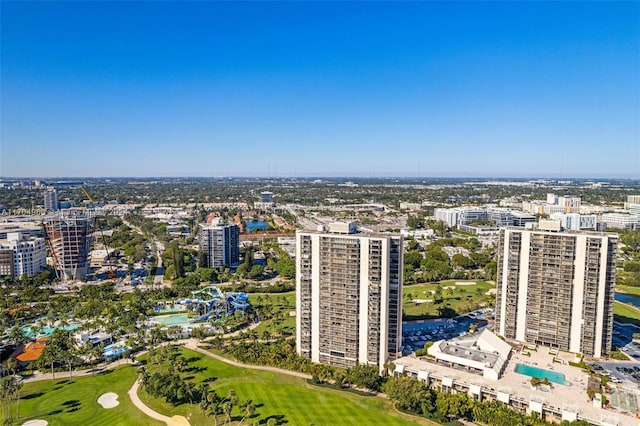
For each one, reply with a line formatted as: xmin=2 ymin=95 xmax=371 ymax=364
xmin=80 ymin=187 xmax=116 ymax=280
xmin=80 ymin=186 xmax=95 ymax=204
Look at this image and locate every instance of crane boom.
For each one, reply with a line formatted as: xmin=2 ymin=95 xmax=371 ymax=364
xmin=81 ymin=186 xmax=95 ymax=203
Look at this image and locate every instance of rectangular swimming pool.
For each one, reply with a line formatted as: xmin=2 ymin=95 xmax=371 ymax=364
xmin=515 ymin=363 xmax=569 ymax=385
xmin=151 ymin=313 xmax=190 ymax=326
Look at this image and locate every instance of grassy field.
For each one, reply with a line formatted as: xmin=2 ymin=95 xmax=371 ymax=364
xmin=251 ymin=293 xmax=296 ymax=337
xmin=614 ymin=301 xmax=640 ymax=327
xmin=139 ymin=347 xmax=436 ymax=426
xmin=616 ymin=284 xmax=640 ymax=296
xmin=6 ymin=366 xmax=162 ymax=426
xmin=402 ymin=281 xmax=495 ymax=320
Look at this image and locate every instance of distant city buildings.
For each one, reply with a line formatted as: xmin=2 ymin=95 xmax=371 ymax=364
xmin=434 ymin=206 xmax=535 ymax=229
xmin=522 ymin=193 xmax=581 ymax=215
xmin=0 ymin=232 xmax=47 ymax=278
xmin=296 ymin=222 xmax=403 ymax=371
xmin=600 ymin=213 xmax=639 ymax=230
xmin=495 ymin=224 xmax=617 ymax=357
xmin=199 ymin=218 xmax=240 ymax=268
xmin=255 ymin=191 xmax=275 ymax=210
xmin=43 ymin=189 xmax=59 ymax=211
xmin=43 ymin=210 xmax=92 ymax=281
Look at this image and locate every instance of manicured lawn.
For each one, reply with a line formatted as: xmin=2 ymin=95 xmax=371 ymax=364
xmin=7 ymin=366 xmax=162 ymax=426
xmin=616 ymin=284 xmax=640 ymax=297
xmin=139 ymin=347 xmax=436 ymax=425
xmin=614 ymin=301 xmax=640 ymax=326
xmin=403 ymin=281 xmax=495 ymax=320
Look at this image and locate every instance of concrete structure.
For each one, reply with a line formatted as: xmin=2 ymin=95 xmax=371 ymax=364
xmin=550 ymin=213 xmax=597 ymax=231
xmin=199 ymin=219 xmax=240 ymax=268
xmin=255 ymin=191 xmax=275 ymax=210
xmin=0 ymin=232 xmax=47 ymax=278
xmin=600 ymin=213 xmax=638 ymax=230
xmin=44 ymin=210 xmax=92 ymax=281
xmin=496 ymin=228 xmax=617 ymax=357
xmin=296 ymin=223 xmax=403 ymax=371
xmin=44 ymin=189 xmax=59 ymax=212
xmin=426 ymin=329 xmax=512 ymax=380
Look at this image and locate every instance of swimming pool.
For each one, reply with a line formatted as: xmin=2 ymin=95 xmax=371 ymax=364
xmin=151 ymin=313 xmax=190 ymax=326
xmin=22 ymin=323 xmax=82 ymax=338
xmin=515 ymin=363 xmax=569 ymax=385
xmin=103 ymin=345 xmax=130 ymax=359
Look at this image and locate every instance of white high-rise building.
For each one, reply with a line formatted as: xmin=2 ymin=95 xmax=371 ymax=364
xmin=199 ymin=219 xmax=239 ymax=268
xmin=0 ymin=233 xmax=47 ymax=279
xmin=296 ymin=222 xmax=403 ymax=371
xmin=496 ymin=227 xmax=617 ymax=357
xmin=44 ymin=189 xmax=59 ymax=211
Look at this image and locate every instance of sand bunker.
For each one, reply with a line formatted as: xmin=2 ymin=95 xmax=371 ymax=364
xmin=455 ymin=281 xmax=476 ymax=286
xmin=98 ymin=392 xmax=119 ymax=409
xmin=443 ymin=286 xmax=456 ymax=290
xmin=412 ymin=299 xmax=432 ymax=304
xmin=485 ymin=288 xmax=497 ymax=295
xmin=23 ymin=421 xmax=48 ymax=426
xmin=166 ymin=416 xmax=191 ymax=426
xmin=288 ymin=310 xmax=296 ymax=317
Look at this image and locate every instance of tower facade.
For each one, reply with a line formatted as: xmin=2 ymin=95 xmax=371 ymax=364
xmin=495 ymin=227 xmax=617 ymax=357
xmin=199 ymin=219 xmax=240 ymax=268
xmin=296 ymin=223 xmax=403 ymax=371
xmin=44 ymin=210 xmax=92 ymax=281
xmin=44 ymin=189 xmax=59 ymax=212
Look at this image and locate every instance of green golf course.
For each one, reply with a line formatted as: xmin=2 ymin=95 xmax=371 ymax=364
xmin=7 ymin=366 xmax=162 ymax=426
xmin=9 ymin=347 xmax=435 ymax=425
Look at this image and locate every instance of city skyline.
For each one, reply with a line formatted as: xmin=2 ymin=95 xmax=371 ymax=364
xmin=2 ymin=1 xmax=639 ymax=178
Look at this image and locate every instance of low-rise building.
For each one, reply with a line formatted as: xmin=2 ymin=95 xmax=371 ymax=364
xmin=600 ymin=213 xmax=638 ymax=230
xmin=425 ymin=329 xmax=512 ymax=380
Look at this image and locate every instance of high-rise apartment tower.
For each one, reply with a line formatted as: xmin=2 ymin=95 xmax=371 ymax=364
xmin=296 ymin=222 xmax=403 ymax=371
xmin=199 ymin=219 xmax=240 ymax=268
xmin=495 ymin=226 xmax=617 ymax=357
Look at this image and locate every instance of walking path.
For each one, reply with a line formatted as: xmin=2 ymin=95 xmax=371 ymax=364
xmin=127 ymin=379 xmax=190 ymax=426
xmin=182 ymin=339 xmax=311 ymax=379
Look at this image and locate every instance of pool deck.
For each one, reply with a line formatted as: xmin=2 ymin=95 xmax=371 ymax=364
xmin=414 ymin=346 xmax=639 ymax=425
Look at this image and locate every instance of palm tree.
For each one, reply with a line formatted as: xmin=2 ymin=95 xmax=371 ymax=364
xmin=6 ymin=358 xmax=18 ymax=377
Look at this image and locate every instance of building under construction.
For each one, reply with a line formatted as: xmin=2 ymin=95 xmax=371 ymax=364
xmin=44 ymin=209 xmax=93 ymax=281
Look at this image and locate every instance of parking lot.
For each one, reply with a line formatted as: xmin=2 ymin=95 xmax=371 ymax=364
xmin=401 ymin=309 xmax=491 ymax=354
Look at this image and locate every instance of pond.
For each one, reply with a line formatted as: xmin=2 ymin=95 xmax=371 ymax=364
xmin=245 ymin=220 xmax=269 ymax=231
xmin=615 ymin=293 xmax=640 ymax=307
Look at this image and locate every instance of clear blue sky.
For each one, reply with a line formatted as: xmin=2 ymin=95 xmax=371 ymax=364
xmin=1 ymin=1 xmax=639 ymax=178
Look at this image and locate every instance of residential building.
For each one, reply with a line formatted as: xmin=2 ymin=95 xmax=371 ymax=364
xmin=550 ymin=213 xmax=597 ymax=231
xmin=44 ymin=189 xmax=59 ymax=211
xmin=296 ymin=222 xmax=403 ymax=371
xmin=0 ymin=232 xmax=47 ymax=278
xmin=199 ymin=219 xmax=240 ymax=268
xmin=495 ymin=226 xmax=617 ymax=357
xmin=43 ymin=210 xmax=92 ymax=281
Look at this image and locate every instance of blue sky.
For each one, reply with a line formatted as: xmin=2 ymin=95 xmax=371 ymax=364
xmin=1 ymin=1 xmax=639 ymax=178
